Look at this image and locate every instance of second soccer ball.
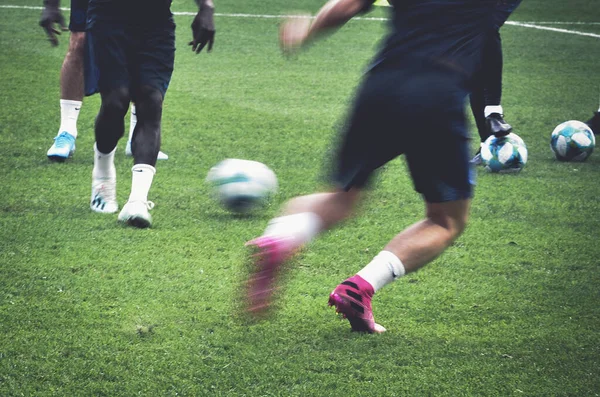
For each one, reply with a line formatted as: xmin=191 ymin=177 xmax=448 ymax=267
xmin=481 ymin=133 xmax=528 ymax=174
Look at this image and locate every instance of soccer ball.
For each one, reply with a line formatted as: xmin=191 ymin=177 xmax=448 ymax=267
xmin=206 ymin=159 xmax=278 ymax=213
xmin=550 ymin=120 xmax=595 ymax=162
xmin=481 ymin=132 xmax=528 ymax=173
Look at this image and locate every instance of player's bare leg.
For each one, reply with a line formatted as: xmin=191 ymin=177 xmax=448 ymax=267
xmin=246 ymin=189 xmax=361 ymax=315
xmin=47 ymin=32 xmax=86 ymax=161
xmin=329 ymin=198 xmax=470 ymax=333
xmin=125 ymin=104 xmax=169 ymax=160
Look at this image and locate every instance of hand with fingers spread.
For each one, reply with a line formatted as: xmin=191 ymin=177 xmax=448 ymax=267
xmin=189 ymin=0 xmax=215 ymax=54
xmin=39 ymin=0 xmax=67 ymax=46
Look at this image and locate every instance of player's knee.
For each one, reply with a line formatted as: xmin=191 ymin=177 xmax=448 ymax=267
xmin=427 ymin=204 xmax=469 ymax=241
xmin=134 ymin=87 xmax=164 ymax=120
xmin=101 ymin=88 xmax=131 ymax=118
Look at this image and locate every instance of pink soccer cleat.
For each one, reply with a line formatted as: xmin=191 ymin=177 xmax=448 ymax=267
xmin=245 ymin=236 xmax=294 ymax=316
xmin=329 ymin=275 xmax=386 ymax=333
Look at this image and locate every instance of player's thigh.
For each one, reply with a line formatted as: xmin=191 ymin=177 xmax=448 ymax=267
xmin=405 ymin=115 xmax=474 ymax=203
xmin=132 ymin=19 xmax=176 ymax=100
xmin=69 ymin=0 xmax=88 ymax=32
xmin=87 ymin=22 xmax=130 ymax=93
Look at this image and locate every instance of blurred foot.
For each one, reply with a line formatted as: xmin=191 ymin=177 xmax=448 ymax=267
xmin=245 ymin=236 xmax=294 ymax=316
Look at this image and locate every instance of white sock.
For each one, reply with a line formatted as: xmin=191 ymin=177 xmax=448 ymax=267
xmin=59 ymin=99 xmax=82 ymax=138
xmin=357 ymin=250 xmax=405 ymax=292
xmin=93 ymin=143 xmax=116 ymax=180
xmin=263 ymin=212 xmax=323 ymax=248
xmin=484 ymin=105 xmax=503 ymax=118
xmin=128 ymin=104 xmax=137 ymax=141
xmin=127 ymin=164 xmax=156 ymax=203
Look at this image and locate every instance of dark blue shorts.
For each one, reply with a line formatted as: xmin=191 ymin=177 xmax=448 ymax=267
xmin=84 ymin=30 xmax=99 ymax=97
xmin=330 ymin=62 xmax=475 ymax=203
xmin=68 ymin=0 xmax=88 ymax=32
xmin=87 ymin=19 xmax=176 ymax=98
xmin=493 ymin=0 xmax=523 ymax=29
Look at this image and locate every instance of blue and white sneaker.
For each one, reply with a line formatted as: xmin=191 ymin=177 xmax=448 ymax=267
xmin=90 ymin=176 xmax=118 ymax=214
xmin=47 ymin=131 xmax=76 ymax=162
xmin=125 ymin=140 xmax=169 ymax=160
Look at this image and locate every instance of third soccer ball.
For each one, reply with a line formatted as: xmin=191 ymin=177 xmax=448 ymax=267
xmin=481 ymin=132 xmax=528 ymax=173
xmin=550 ymin=120 xmax=595 ymax=162
xmin=206 ymin=159 xmax=278 ymax=213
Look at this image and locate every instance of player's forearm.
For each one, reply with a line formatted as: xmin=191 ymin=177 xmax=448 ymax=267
xmin=307 ymin=0 xmax=370 ymax=41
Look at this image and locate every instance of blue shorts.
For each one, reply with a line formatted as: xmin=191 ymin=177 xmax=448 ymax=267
xmin=86 ymin=18 xmax=176 ymax=98
xmin=330 ymin=62 xmax=475 ymax=203
xmin=493 ymin=0 xmax=523 ymax=29
xmin=84 ymin=31 xmax=99 ymax=96
xmin=68 ymin=0 xmax=88 ymax=32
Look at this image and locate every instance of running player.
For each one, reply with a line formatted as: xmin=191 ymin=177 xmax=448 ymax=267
xmin=41 ymin=0 xmax=169 ymax=161
xmin=88 ymin=0 xmax=215 ymax=227
xmin=246 ymin=0 xmax=497 ymax=332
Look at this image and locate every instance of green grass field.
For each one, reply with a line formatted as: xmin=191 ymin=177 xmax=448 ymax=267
xmin=1 ymin=0 xmax=599 ymax=395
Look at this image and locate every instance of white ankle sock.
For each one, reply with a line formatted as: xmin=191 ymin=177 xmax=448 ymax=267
xmin=128 ymin=164 xmax=156 ymax=203
xmin=263 ymin=212 xmax=323 ymax=248
xmin=93 ymin=144 xmax=116 ymax=180
xmin=357 ymin=251 xmax=405 ymax=292
xmin=128 ymin=104 xmax=137 ymax=141
xmin=484 ymin=105 xmax=503 ymax=118
xmin=59 ymin=99 xmax=82 ymax=138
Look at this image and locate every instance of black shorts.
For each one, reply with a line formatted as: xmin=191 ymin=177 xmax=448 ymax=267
xmin=330 ymin=62 xmax=475 ymax=203
xmin=87 ymin=18 xmax=176 ymax=98
xmin=69 ymin=0 xmax=88 ymax=32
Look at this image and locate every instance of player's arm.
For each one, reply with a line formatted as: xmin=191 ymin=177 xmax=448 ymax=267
xmin=280 ymin=0 xmax=374 ymax=53
xmin=39 ymin=0 xmax=67 ymax=46
xmin=189 ymin=0 xmax=216 ymax=54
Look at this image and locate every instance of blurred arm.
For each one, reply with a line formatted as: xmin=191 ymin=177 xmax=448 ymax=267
xmin=280 ymin=0 xmax=373 ymax=52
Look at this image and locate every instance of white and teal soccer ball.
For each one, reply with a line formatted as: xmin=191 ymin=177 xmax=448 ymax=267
xmin=550 ymin=120 xmax=595 ymax=162
xmin=481 ymin=132 xmax=528 ymax=173
xmin=206 ymin=159 xmax=278 ymax=213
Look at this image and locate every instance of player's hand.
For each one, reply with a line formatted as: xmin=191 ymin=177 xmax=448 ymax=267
xmin=39 ymin=0 xmax=67 ymax=46
xmin=279 ymin=14 xmax=312 ymax=55
xmin=189 ymin=6 xmax=215 ymax=54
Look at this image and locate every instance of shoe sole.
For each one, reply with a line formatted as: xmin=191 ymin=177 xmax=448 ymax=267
xmin=48 ymin=155 xmax=68 ymax=162
xmin=121 ymin=216 xmax=151 ymax=228
xmin=47 ymin=152 xmax=73 ymax=162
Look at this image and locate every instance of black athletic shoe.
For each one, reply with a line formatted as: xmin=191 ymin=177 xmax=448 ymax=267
xmin=486 ymin=113 xmax=512 ymax=137
xmin=585 ymin=111 xmax=600 ymax=135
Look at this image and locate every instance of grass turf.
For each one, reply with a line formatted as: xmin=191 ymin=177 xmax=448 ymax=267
xmin=0 ymin=0 xmax=599 ymax=395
